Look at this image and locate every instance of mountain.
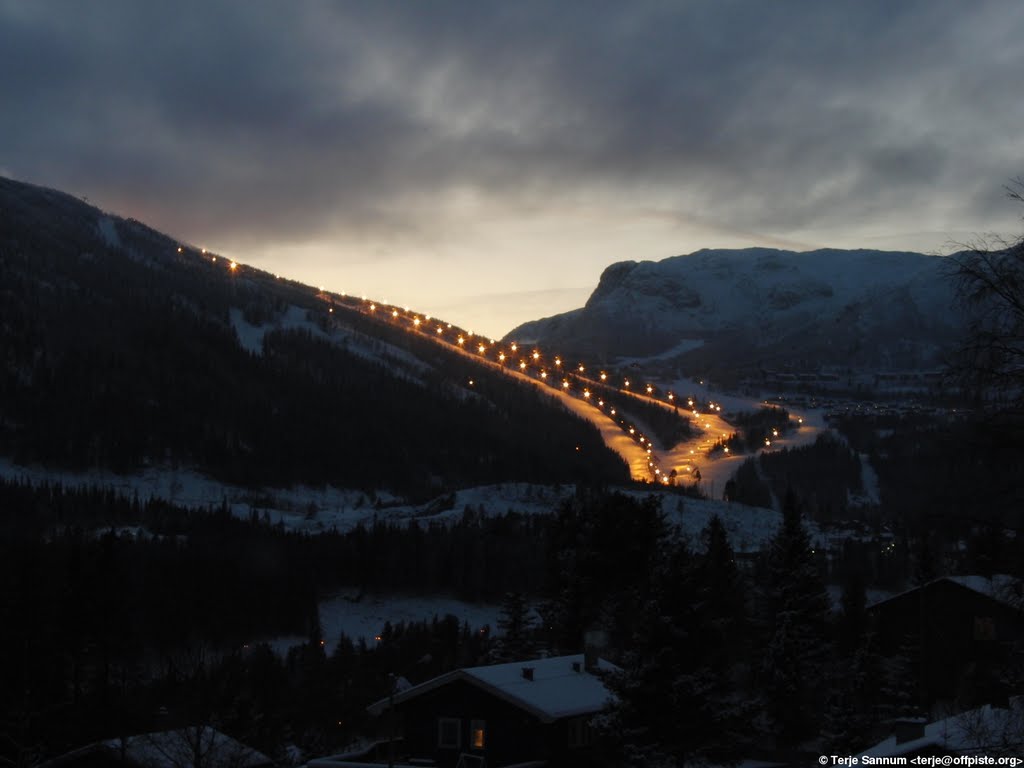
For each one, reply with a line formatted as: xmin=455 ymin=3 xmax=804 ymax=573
xmin=506 ymin=247 xmax=961 ymax=381
xmin=0 ymin=176 xmax=629 ymax=497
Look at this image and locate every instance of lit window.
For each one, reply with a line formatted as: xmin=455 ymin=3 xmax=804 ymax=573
xmin=438 ymin=717 xmax=461 ymax=749
xmin=470 ymin=719 xmax=486 ymax=749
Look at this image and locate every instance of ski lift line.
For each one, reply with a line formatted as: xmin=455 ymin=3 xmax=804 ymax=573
xmin=315 ymin=290 xmax=698 ymax=484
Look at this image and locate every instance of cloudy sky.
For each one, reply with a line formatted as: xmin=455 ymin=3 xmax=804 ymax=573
xmin=2 ymin=1 xmax=1023 ymax=337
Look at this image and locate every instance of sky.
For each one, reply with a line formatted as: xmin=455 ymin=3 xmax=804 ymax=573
xmin=2 ymin=1 xmax=1023 ymax=338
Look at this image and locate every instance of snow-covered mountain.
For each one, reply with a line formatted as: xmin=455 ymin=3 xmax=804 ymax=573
xmin=0 ymin=175 xmax=629 ymax=495
xmin=507 ymin=247 xmax=960 ymax=377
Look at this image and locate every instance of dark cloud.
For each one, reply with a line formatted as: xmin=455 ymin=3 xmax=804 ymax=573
xmin=2 ymin=0 xmax=1022 ymax=255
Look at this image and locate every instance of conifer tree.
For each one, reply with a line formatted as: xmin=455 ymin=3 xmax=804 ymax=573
xmin=603 ymin=517 xmax=754 ymax=765
xmin=761 ymin=488 xmax=831 ymax=746
xmin=491 ymin=592 xmax=535 ymax=662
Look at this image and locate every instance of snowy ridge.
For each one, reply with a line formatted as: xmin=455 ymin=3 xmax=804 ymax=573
xmin=0 ymin=456 xmax=789 ymax=551
xmin=507 ymin=247 xmax=959 ymax=373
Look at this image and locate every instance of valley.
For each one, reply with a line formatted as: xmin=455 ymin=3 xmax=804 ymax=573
xmin=1 ymin=175 xmax=1021 ymax=767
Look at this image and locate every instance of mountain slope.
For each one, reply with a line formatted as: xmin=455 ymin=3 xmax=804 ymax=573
xmin=0 ymin=176 xmax=629 ymax=496
xmin=507 ymin=247 xmax=960 ymax=379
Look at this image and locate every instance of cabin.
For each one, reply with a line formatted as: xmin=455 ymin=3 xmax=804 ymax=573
xmin=363 ymin=652 xmax=617 ymax=768
xmin=867 ymin=575 xmax=1024 ymax=713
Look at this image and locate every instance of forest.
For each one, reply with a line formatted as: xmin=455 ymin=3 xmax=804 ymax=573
xmin=0 ymin=179 xmax=630 ymax=498
xmin=3 ymin=477 xmax=1021 ymax=765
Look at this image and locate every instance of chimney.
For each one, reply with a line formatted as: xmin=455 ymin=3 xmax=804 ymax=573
xmin=521 ymin=667 xmax=534 ymax=681
xmin=583 ymin=628 xmax=608 ymax=673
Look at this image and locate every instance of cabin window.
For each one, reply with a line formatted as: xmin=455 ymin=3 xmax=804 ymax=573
xmin=438 ymin=717 xmax=461 ymax=748
xmin=470 ymin=719 xmax=486 ymax=749
xmin=568 ymin=716 xmax=593 ymax=748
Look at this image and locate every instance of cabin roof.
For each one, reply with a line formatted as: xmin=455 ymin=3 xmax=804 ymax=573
xmin=367 ymin=653 xmax=618 ymax=723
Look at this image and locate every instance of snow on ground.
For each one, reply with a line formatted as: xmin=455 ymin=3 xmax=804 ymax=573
xmin=229 ymin=305 xmax=330 ymax=354
xmin=1 ymin=451 xmax=793 ymax=553
xmin=826 ymin=583 xmax=897 ymax=611
xmin=649 ymin=493 xmax=786 ymax=553
xmin=439 ymin=340 xmax=657 ymax=481
xmin=268 ymin=593 xmax=504 ymax=654
xmin=0 ymin=456 xmax=579 ymax=533
xmin=853 ymin=452 xmax=881 ymax=505
xmin=96 ymin=216 xmax=121 ymax=249
xmin=615 ymin=337 xmax=705 ymax=365
xmin=231 ymin=304 xmax=433 ymax=386
xmin=600 ymin=374 xmax=829 ymax=503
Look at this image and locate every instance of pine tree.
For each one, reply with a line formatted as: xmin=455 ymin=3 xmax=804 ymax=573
xmin=491 ymin=592 xmax=535 ymax=662
xmin=603 ymin=519 xmax=755 ymax=765
xmin=761 ymin=489 xmax=832 ymax=746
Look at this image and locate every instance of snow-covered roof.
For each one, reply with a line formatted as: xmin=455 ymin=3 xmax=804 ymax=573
xmin=867 ymin=575 xmax=1024 ymax=611
xmin=859 ymin=700 xmax=1024 ymax=757
xmin=367 ymin=654 xmax=618 ymax=723
xmin=945 ymin=575 xmax=1024 ymax=609
xmin=39 ymin=728 xmax=272 ymax=768
xmin=100 ymin=728 xmax=273 ymax=768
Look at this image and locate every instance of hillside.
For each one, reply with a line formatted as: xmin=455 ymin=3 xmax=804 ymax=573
xmin=507 ymin=247 xmax=961 ymax=382
xmin=0 ymin=176 xmax=629 ymax=497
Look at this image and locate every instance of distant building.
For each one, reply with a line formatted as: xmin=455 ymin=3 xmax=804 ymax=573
xmin=361 ymin=653 xmax=617 ymax=768
xmin=867 ymin=575 xmax=1024 ymax=714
